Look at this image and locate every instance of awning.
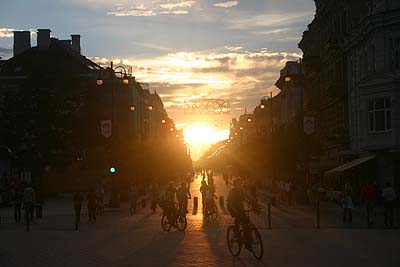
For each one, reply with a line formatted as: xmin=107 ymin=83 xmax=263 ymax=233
xmin=324 ymin=155 xmax=376 ymax=176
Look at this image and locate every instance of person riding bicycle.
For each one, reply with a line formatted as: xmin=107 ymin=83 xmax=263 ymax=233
xmin=176 ymin=182 xmax=191 ymax=215
xmin=227 ymin=178 xmax=259 ymax=251
xmin=165 ymin=182 xmax=177 ymax=226
xmin=205 ymin=186 xmax=216 ymax=216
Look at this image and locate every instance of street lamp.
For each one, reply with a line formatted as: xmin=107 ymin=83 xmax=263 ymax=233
xmin=122 ymin=74 xmax=129 ymax=85
xmin=96 ymin=64 xmax=131 ymax=208
xmin=260 ymin=104 xmax=265 ymax=109
xmin=148 ymin=105 xmax=153 ymax=111
xmin=285 ymin=76 xmax=292 ymax=82
xmin=96 ymin=78 xmax=103 ymax=86
xmin=247 ymin=118 xmax=252 ymax=122
xmin=161 ymin=119 xmax=166 ymax=124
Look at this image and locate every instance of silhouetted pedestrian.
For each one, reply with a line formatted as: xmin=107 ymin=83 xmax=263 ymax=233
xmin=128 ymin=185 xmax=137 ymax=215
xmin=150 ymin=184 xmax=159 ymax=214
xmin=342 ymin=183 xmax=353 ymax=225
xmin=200 ymin=180 xmax=208 ymax=209
xmin=360 ymin=181 xmax=377 ymax=228
xmin=23 ymin=184 xmax=35 ymax=223
xmin=87 ymin=190 xmax=97 ymax=222
xmin=382 ymin=182 xmax=397 ymax=228
xmin=13 ymin=185 xmax=23 ymax=223
xmin=74 ymin=191 xmax=83 ymax=230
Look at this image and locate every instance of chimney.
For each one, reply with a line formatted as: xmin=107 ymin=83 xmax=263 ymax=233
xmin=71 ymin=34 xmax=81 ymax=54
xmin=13 ymin=31 xmax=31 ymax=57
xmin=37 ymin=29 xmax=51 ymax=50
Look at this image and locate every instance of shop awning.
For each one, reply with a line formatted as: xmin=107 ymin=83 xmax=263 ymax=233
xmin=324 ymin=155 xmax=376 ymax=176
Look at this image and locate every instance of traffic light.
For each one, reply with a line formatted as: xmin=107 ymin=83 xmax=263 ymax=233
xmin=109 ymin=167 xmax=116 ymax=174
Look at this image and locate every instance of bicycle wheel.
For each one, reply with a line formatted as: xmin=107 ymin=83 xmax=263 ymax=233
xmin=211 ymin=205 xmax=218 ymax=221
xmin=227 ymin=225 xmax=241 ymax=256
xmin=161 ymin=215 xmax=172 ymax=232
xmin=250 ymin=227 xmax=263 ymax=260
xmin=176 ymin=215 xmax=187 ymax=231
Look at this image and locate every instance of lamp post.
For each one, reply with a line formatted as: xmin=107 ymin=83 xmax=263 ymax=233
xmin=285 ymin=73 xmax=307 ymax=186
xmin=96 ymin=64 xmax=131 ymax=208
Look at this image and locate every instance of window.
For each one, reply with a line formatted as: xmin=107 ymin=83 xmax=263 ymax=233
xmin=369 ymin=44 xmax=376 ymax=72
xmin=368 ymin=98 xmax=391 ymax=133
xmin=392 ymin=39 xmax=400 ymax=69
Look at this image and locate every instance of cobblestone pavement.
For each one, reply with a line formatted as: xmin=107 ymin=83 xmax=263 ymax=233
xmin=0 ymin=175 xmax=399 ymax=267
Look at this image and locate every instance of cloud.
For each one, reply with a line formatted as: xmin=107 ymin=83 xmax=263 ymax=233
xmin=224 ymin=46 xmax=243 ymax=52
xmin=107 ymin=1 xmax=196 ymax=17
xmin=0 ymin=28 xmax=16 ymax=38
xmin=214 ymin=1 xmax=238 ymax=8
xmin=159 ymin=1 xmax=196 ymax=9
xmin=225 ymin=11 xmax=314 ymax=29
xmin=0 ymin=28 xmax=38 ymax=38
xmin=90 ymin=47 xmax=300 ymax=123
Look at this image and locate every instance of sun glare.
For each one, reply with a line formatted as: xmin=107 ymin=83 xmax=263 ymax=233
xmin=184 ymin=124 xmax=229 ymax=146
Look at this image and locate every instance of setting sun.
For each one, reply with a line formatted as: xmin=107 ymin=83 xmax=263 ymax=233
xmin=183 ymin=123 xmax=229 ymax=160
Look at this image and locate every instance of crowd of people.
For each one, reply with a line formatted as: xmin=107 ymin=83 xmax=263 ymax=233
xmin=3 ymin=170 xmax=399 ymax=232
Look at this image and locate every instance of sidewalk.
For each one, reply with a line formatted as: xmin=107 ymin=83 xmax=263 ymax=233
xmin=257 ymin=188 xmax=399 ymax=229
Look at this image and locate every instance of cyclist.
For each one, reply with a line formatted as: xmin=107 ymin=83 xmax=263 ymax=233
xmin=205 ymin=185 xmax=217 ymax=217
xmin=165 ymin=182 xmax=177 ymax=227
xmin=177 ymin=182 xmax=191 ymax=215
xmin=227 ymin=178 xmax=259 ymax=251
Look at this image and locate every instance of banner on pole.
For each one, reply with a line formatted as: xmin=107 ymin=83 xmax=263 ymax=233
xmin=101 ymin=120 xmax=112 ymax=138
xmin=303 ymin=117 xmax=315 ymax=135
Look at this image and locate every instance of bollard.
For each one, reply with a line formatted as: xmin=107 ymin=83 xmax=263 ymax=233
xmin=219 ymin=196 xmax=224 ymax=207
xmin=366 ymin=206 xmax=371 ymax=228
xmin=268 ymin=202 xmax=272 ymax=229
xmin=193 ymin=197 xmax=198 ymax=207
xmin=26 ymin=211 xmax=30 ymax=232
xmin=317 ymin=200 xmax=320 ymax=229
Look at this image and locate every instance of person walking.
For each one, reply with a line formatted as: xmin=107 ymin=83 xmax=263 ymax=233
xmin=150 ymin=183 xmax=159 ymax=214
xmin=128 ymin=185 xmax=137 ymax=215
xmin=74 ymin=191 xmax=83 ymax=230
xmin=382 ymin=182 xmax=397 ymax=228
xmin=342 ymin=183 xmax=354 ymax=225
xmin=96 ymin=186 xmax=105 ymax=215
xmin=13 ymin=185 xmax=23 ymax=223
xmin=23 ymin=184 xmax=35 ymax=223
xmin=360 ymin=181 xmax=377 ymax=228
xmin=87 ymin=190 xmax=97 ymax=223
xmin=200 ymin=180 xmax=208 ymax=209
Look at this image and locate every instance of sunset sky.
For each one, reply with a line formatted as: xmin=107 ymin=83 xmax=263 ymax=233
xmin=0 ymin=0 xmax=315 ymax=159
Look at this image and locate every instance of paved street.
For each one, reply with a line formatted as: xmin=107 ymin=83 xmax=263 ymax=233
xmin=1 ymin=175 xmax=399 ymax=267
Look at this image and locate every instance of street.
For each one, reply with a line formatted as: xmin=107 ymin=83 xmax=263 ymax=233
xmin=0 ymin=175 xmax=399 ymax=267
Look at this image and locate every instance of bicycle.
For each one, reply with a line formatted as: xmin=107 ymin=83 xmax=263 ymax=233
xmin=226 ymin=209 xmax=263 ymax=260
xmin=205 ymin=198 xmax=218 ymax=222
xmin=161 ymin=204 xmax=187 ymax=232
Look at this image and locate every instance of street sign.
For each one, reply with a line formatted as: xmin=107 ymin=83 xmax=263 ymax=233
xmin=101 ymin=120 xmax=112 ymax=138
xmin=303 ymin=116 xmax=315 ymax=135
